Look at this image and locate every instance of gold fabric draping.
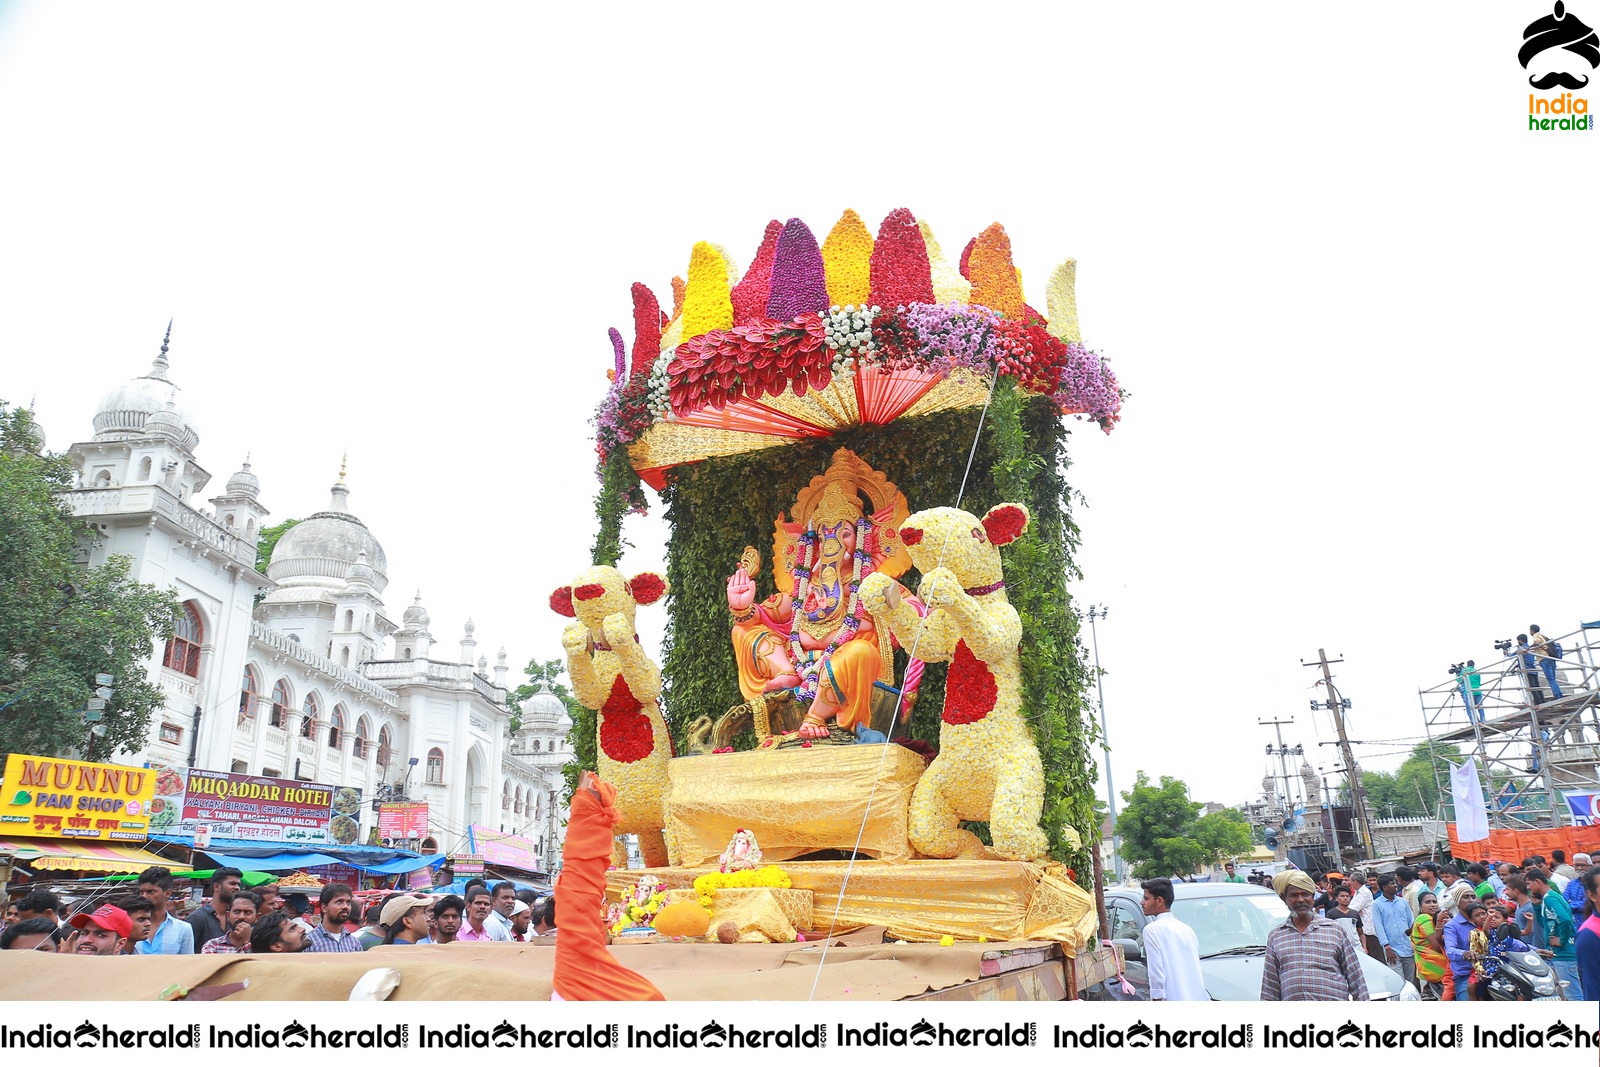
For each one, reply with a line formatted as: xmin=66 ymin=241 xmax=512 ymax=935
xmin=609 ymin=857 xmax=1096 ymax=951
xmin=710 ymin=887 xmax=813 ymax=943
xmin=663 ymin=744 xmax=926 ymax=865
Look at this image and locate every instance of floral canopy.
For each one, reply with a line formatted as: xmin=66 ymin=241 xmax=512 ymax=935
xmin=594 ymin=208 xmax=1123 ymax=491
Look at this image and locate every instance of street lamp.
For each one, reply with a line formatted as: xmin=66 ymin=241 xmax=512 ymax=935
xmin=1079 ymin=604 xmax=1120 ymax=882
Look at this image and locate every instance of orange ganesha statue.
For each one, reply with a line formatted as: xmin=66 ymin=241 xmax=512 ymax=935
xmin=725 ymin=448 xmax=919 ymax=740
xmin=551 ymin=565 xmax=675 ymax=867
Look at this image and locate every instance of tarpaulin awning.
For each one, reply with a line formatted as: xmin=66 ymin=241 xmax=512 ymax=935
xmin=0 ymin=836 xmax=192 ymax=875
xmin=147 ymin=835 xmax=446 ymax=875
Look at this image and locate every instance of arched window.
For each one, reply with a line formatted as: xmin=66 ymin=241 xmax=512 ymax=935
xmin=425 ymin=747 xmax=444 ymax=785
xmin=344 ymin=609 xmax=354 ymax=630
xmin=137 ymin=457 xmax=152 ymax=481
xmin=340 ymin=647 xmax=350 ymax=667
xmin=269 ymin=680 xmax=291 ymax=729
xmin=353 ymin=718 xmax=369 ymax=760
xmin=377 ymin=726 xmax=393 ymax=771
xmin=162 ymin=602 xmax=203 ymax=677
xmin=328 ymin=705 xmax=346 ymax=749
xmin=238 ymin=666 xmax=261 ymax=726
xmin=531 ymin=739 xmax=541 ymax=753
xmin=95 ymin=469 xmax=113 ymax=486
xmin=502 ymin=783 xmax=512 ymax=811
xmin=300 ymin=693 xmax=320 ymax=738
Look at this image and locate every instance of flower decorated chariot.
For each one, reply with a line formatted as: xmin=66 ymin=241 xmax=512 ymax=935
xmin=559 ymin=207 xmax=1123 ymax=967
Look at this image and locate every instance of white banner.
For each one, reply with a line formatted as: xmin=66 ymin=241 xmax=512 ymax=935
xmin=1450 ymin=760 xmax=1490 ymax=843
xmin=0 ymin=1000 xmax=1594 ymax=1061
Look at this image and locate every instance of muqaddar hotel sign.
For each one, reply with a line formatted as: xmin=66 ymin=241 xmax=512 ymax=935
xmin=0 ymin=754 xmax=156 ymax=841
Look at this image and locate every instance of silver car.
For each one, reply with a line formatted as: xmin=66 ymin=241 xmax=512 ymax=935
xmin=1092 ymin=881 xmax=1420 ymax=1001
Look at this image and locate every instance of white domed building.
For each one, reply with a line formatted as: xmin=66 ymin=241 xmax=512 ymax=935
xmin=60 ymin=330 xmax=569 ymax=869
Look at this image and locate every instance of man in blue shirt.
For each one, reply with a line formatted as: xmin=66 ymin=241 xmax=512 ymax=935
xmin=1442 ymin=899 xmax=1484 ymax=1001
xmin=1564 ymin=854 xmax=1591 ymax=913
xmin=134 ymin=865 xmax=194 ymax=955
xmin=1372 ymin=873 xmax=1415 ymax=985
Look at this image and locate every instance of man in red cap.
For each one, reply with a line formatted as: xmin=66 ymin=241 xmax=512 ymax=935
xmin=71 ymin=904 xmax=132 ymax=956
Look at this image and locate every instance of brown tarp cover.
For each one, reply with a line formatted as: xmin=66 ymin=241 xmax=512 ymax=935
xmin=0 ymin=928 xmax=1050 ymax=1001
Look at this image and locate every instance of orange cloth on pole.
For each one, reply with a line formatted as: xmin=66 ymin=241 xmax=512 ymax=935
xmin=552 ymin=774 xmax=664 ymax=1001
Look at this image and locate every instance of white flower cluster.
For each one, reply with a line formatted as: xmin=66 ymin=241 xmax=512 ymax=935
xmin=646 ymin=346 xmax=676 ymax=422
xmin=823 ymin=304 xmax=879 ymax=382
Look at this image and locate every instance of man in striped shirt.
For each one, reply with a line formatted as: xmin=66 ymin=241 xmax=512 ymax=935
xmin=201 ymin=891 xmax=260 ymax=954
xmin=305 ymin=883 xmax=363 ymax=952
xmin=1262 ymin=870 xmax=1371 ymax=1001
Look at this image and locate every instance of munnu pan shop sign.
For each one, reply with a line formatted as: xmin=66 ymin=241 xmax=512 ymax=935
xmin=0 ymin=754 xmax=157 ymax=841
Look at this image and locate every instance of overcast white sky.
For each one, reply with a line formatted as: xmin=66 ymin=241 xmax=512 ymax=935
xmin=1 ymin=3 xmax=1595 ymax=812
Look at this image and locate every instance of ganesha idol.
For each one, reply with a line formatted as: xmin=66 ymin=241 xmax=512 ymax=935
xmin=725 ymin=449 xmax=923 ymax=741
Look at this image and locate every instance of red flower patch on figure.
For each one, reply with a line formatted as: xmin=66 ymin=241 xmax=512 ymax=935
xmin=599 ymin=676 xmax=655 ymax=763
xmin=980 ymin=504 xmax=1028 ymax=546
xmin=628 ymin=572 xmax=667 ymax=605
xmin=943 ymin=641 xmax=997 ymax=725
xmin=549 ymin=587 xmax=576 ymax=617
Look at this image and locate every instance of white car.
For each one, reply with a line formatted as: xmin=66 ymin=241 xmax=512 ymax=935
xmin=1093 ymin=881 xmax=1421 ymax=1001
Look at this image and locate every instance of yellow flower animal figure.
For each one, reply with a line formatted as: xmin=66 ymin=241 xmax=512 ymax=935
xmin=551 ymin=566 xmax=675 ymax=867
xmin=860 ymin=504 xmax=1048 ymax=861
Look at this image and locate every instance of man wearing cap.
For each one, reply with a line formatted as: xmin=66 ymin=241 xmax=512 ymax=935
xmin=1261 ymin=870 xmax=1370 ymax=1001
xmin=379 ymin=894 xmax=433 ymax=945
xmin=509 ymin=899 xmax=533 ymax=941
xmin=71 ymin=904 xmax=132 ymax=956
xmin=1563 ymin=853 xmax=1592 ymax=913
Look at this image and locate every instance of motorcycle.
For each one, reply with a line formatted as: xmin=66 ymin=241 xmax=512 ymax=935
xmin=1482 ymin=948 xmax=1563 ymax=1001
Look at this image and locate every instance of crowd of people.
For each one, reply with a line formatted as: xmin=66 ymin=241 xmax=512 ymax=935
xmin=0 ymin=865 xmax=557 ymax=957
xmin=1140 ymin=851 xmax=1600 ymax=1001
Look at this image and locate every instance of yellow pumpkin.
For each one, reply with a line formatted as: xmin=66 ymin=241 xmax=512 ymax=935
xmin=653 ymin=900 xmax=711 ymax=939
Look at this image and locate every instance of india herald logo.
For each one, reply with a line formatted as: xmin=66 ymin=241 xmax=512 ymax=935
xmin=1520 ymin=2 xmax=1600 ymax=89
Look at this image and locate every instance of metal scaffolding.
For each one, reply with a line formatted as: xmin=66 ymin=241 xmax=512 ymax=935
xmin=1419 ymin=623 xmax=1600 ymax=829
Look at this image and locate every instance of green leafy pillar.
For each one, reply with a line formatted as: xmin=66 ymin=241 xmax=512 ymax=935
xmin=593 ymin=392 xmax=1099 ymax=870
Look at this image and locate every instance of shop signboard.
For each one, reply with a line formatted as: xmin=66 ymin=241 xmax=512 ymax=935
xmin=378 ymin=802 xmax=429 ymax=839
xmin=147 ymin=766 xmax=364 ymax=846
xmin=453 ymin=853 xmax=484 ymax=876
xmin=0 ymin=753 xmax=157 ymax=842
xmin=470 ymin=824 xmax=539 ymax=871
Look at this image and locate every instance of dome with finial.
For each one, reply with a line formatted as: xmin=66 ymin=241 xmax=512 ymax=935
xmin=266 ymin=459 xmax=388 ymax=592
xmin=345 ymin=550 xmax=376 ymax=587
xmin=144 ymin=401 xmax=185 ymax=442
xmin=519 ymin=686 xmax=566 ymax=729
xmin=92 ymin=322 xmax=200 ymax=451
xmin=226 ymin=458 xmax=261 ymax=498
xmin=403 ymin=591 xmax=430 ymax=628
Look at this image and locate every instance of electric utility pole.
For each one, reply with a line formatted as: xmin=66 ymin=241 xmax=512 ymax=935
xmin=1304 ymin=649 xmax=1376 ymax=861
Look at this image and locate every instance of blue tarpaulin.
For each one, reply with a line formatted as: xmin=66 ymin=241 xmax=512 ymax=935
xmin=147 ymin=835 xmax=447 ymax=875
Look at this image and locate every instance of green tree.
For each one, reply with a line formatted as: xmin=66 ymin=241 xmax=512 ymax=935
xmin=0 ymin=402 xmax=181 ymax=762
xmin=1115 ymin=771 xmax=1253 ymax=879
xmin=254 ymin=518 xmax=301 ymax=575
xmin=1336 ymin=742 xmax=1466 ymax=819
xmin=508 ymin=657 xmax=591 ymax=803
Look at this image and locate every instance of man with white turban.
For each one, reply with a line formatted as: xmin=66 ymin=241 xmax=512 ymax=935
xmin=1261 ymin=869 xmax=1371 ymax=1001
